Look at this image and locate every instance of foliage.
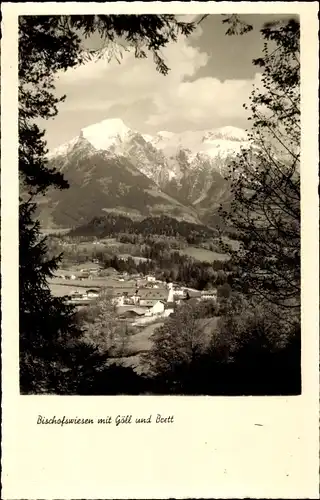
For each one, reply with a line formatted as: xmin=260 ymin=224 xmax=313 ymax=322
xmin=143 ymin=302 xmax=213 ymax=384
xmin=50 ymin=216 xmax=232 ymax=289
xmin=145 ymin=293 xmax=300 ymax=395
xmin=222 ymin=14 xmax=253 ymax=36
xmin=77 ymin=291 xmax=132 ymax=357
xmin=67 ymin=15 xmax=195 ymax=75
xmin=101 ymin=251 xmax=230 ymax=290
xmin=19 ymin=200 xmax=110 ymax=394
xmin=219 ymin=19 xmax=300 ymax=311
xmin=215 ymin=293 xmax=299 ymax=354
xmin=207 ymin=294 xmax=301 ymax=395
xmin=69 ymin=214 xmax=215 ymax=243
xmin=19 ymin=16 xmax=82 ymax=194
xmin=217 ymin=282 xmax=232 ymax=299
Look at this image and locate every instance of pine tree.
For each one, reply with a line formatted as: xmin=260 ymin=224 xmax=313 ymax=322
xmin=19 ymin=199 xmax=109 ymax=394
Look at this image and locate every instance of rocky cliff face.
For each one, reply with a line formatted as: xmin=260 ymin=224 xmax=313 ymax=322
xmin=42 ymin=118 xmax=250 ymax=228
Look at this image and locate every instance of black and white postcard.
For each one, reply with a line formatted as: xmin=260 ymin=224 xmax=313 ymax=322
xmin=1 ymin=2 xmax=319 ymax=498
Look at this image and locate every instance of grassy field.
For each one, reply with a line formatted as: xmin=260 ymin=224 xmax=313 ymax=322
xmin=41 ymin=227 xmax=71 ymax=235
xmin=48 ymin=276 xmax=138 ymax=297
xmin=100 ymin=237 xmax=119 ymax=246
xmin=118 ymin=254 xmax=150 ymax=263
xmin=107 ymin=321 xmax=165 ymax=374
xmin=107 ymin=317 xmax=219 ymax=375
xmin=127 ymin=322 xmax=165 ymax=355
xmin=49 ymin=283 xmax=83 ymax=297
xmin=179 ymin=246 xmax=229 ymax=262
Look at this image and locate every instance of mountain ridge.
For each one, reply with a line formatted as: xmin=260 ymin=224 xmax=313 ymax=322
xmin=42 ymin=118 xmax=248 ymax=229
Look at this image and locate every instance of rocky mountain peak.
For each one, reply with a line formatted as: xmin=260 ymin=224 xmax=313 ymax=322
xmin=44 ymin=118 xmax=252 ymax=228
xmin=80 ymin=118 xmax=132 ymax=150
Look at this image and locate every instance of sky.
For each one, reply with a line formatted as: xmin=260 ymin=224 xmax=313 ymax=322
xmin=42 ymin=14 xmax=296 ymax=150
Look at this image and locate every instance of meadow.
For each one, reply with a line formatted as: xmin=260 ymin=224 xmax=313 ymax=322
xmin=179 ymin=246 xmax=229 ymax=262
xmin=48 ymin=276 xmax=137 ymax=297
xmin=41 ymin=227 xmax=71 ymax=235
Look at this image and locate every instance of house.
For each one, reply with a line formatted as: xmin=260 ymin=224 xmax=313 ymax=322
xmin=116 ymin=306 xmax=146 ymax=319
xmin=130 ymin=292 xmax=140 ymax=305
xmin=120 ymin=309 xmax=144 ymax=319
xmin=139 ymin=299 xmax=159 ymax=307
xmin=110 ymin=287 xmax=136 ymax=305
xmin=80 ymin=263 xmax=100 ymax=272
xmin=140 ymin=300 xmax=165 ymax=316
xmin=201 ymin=290 xmax=217 ymax=301
xmin=146 ymin=276 xmax=156 ymax=282
xmin=68 ymin=290 xmax=90 ymax=302
xmin=137 ymin=288 xmax=168 ymax=302
xmin=86 ymin=289 xmax=100 ymax=299
xmin=184 ymin=290 xmax=202 ymax=301
xmin=149 ymin=300 xmax=165 ymax=315
xmin=79 ymin=272 xmax=90 ymax=280
xmin=88 ymin=270 xmax=100 ymax=279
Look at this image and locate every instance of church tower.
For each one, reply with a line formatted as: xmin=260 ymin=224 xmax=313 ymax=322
xmin=167 ymin=282 xmax=174 ymax=303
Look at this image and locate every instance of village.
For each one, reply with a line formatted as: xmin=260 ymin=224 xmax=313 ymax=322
xmin=49 ymin=261 xmax=218 ymax=326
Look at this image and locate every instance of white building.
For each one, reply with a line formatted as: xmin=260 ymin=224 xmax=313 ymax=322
xmin=86 ymin=289 xmax=100 ymax=299
xmin=148 ymin=300 xmax=165 ymax=316
xmin=201 ymin=290 xmax=217 ymax=301
xmin=167 ymin=283 xmax=175 ymax=303
xmin=130 ymin=292 xmax=140 ymax=305
xmin=125 ymin=299 xmax=166 ymax=317
xmin=146 ymin=276 xmax=156 ymax=282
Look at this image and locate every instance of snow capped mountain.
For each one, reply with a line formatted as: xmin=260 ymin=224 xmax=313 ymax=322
xmin=45 ymin=118 xmax=252 ymax=226
xmin=80 ymin=118 xmax=131 ymax=150
xmin=203 ymin=126 xmax=249 ymax=142
xmin=150 ymin=125 xmax=250 ymax=156
xmin=49 ymin=118 xmax=250 ymax=166
xmin=47 ymin=136 xmax=80 ymax=159
xmin=48 ymin=118 xmax=132 ymax=159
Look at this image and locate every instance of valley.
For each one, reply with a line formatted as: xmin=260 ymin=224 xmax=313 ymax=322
xmin=45 ymin=213 xmax=235 ymax=373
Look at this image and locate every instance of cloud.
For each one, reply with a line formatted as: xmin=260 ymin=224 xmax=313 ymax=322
xmin=147 ymin=73 xmax=262 ymax=130
xmin=53 ymin=31 xmax=260 ymax=134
